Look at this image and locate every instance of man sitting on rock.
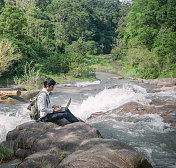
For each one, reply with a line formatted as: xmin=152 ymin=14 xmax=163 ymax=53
xmin=37 ymin=77 xmax=79 ymax=123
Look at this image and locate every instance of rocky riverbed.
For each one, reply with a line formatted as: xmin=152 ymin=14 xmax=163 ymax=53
xmin=0 ymin=72 xmax=176 ymax=168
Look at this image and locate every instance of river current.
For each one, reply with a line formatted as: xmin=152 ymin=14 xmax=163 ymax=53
xmin=0 ymin=72 xmax=176 ymax=168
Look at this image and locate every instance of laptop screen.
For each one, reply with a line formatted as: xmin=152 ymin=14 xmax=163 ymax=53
xmin=66 ymin=98 xmax=71 ymax=108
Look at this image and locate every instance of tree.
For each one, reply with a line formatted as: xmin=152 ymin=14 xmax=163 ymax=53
xmin=154 ymin=29 xmax=176 ymax=71
xmin=46 ymin=0 xmax=92 ymax=49
xmin=0 ymin=38 xmax=22 ymax=76
xmin=82 ymin=0 xmax=120 ymax=53
xmin=156 ymin=0 xmax=176 ymax=31
xmin=0 ymin=0 xmax=5 ymax=12
xmin=125 ymin=0 xmax=159 ymax=49
xmin=0 ymin=7 xmax=27 ymax=37
xmin=111 ymin=2 xmax=130 ymax=60
xmin=65 ymin=38 xmax=97 ymax=55
xmin=120 ymin=0 xmax=176 ymax=78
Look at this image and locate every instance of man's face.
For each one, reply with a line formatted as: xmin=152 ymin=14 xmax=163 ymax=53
xmin=46 ymin=85 xmax=54 ymax=92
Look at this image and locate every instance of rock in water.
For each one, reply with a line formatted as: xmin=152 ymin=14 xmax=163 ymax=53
xmin=1 ymin=121 xmax=153 ymax=168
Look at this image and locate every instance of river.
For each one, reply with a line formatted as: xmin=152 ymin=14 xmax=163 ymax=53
xmin=0 ymin=72 xmax=176 ymax=168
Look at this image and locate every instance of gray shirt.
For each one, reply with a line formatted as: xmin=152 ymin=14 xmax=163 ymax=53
xmin=37 ymin=88 xmax=53 ymax=118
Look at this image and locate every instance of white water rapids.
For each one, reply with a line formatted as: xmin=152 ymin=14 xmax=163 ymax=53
xmin=0 ymin=74 xmax=176 ymax=168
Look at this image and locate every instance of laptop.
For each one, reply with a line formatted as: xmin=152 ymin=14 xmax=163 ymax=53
xmin=60 ymin=98 xmax=71 ymax=112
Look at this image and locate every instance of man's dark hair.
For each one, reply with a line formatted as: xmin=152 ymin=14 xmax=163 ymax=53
xmin=44 ymin=78 xmax=56 ymax=88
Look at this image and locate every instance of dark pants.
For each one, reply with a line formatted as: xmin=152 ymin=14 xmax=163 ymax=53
xmin=40 ymin=109 xmax=79 ymax=123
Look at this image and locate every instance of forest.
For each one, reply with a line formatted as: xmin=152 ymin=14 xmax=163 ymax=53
xmin=0 ymin=0 xmax=176 ymax=88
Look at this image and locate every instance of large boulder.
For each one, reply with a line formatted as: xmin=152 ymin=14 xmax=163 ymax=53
xmin=59 ymin=138 xmax=151 ymax=168
xmin=1 ymin=121 xmax=152 ymax=168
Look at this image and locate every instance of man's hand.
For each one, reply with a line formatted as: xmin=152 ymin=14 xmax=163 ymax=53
xmin=53 ymin=106 xmax=62 ymax=112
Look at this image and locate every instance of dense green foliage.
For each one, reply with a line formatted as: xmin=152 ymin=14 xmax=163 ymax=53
xmin=0 ymin=0 xmax=120 ymax=80
xmin=112 ymin=0 xmax=176 ymax=78
xmin=0 ymin=7 xmax=27 ymax=37
xmin=0 ymin=0 xmax=175 ymax=81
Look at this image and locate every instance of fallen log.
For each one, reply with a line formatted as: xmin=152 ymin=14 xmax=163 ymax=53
xmin=0 ymin=90 xmax=21 ymax=97
xmin=0 ymin=88 xmax=27 ymax=91
xmin=0 ymin=88 xmax=14 ymax=91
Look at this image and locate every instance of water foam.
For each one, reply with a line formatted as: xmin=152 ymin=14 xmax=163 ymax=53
xmin=0 ymin=104 xmax=30 ymax=142
xmin=71 ymin=83 xmax=151 ymax=120
xmin=74 ymin=80 xmax=101 ymax=87
xmin=148 ymin=89 xmax=176 ymax=104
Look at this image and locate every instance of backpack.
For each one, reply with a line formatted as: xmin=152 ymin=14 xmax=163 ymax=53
xmin=27 ymin=91 xmax=48 ymax=120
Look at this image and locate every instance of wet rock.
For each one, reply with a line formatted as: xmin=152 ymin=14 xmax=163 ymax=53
xmin=147 ymin=85 xmax=176 ymax=93
xmin=6 ymin=129 xmax=20 ymax=141
xmin=109 ymin=76 xmax=124 ymax=80
xmin=59 ymin=138 xmax=152 ymax=168
xmin=58 ymin=83 xmax=72 ymax=87
xmin=108 ymin=85 xmax=118 ymax=89
xmin=134 ymin=78 xmax=176 ymax=87
xmin=0 ymin=159 xmax=22 ymax=168
xmin=112 ymin=103 xmax=176 ymax=126
xmin=159 ymin=78 xmax=176 ymax=85
xmin=15 ymin=148 xmax=29 ymax=159
xmin=87 ymin=112 xmax=106 ymax=119
xmin=0 ymin=121 xmax=152 ymax=168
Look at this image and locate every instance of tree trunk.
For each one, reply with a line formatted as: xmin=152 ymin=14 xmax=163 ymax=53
xmin=0 ymin=90 xmax=21 ymax=97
